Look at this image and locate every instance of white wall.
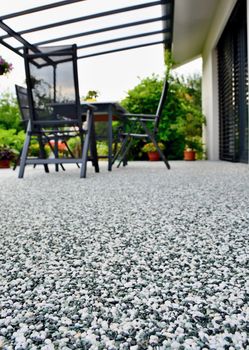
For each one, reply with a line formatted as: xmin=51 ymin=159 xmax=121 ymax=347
xmin=247 ymin=0 xmax=249 ymax=163
xmin=202 ymin=0 xmax=237 ymax=160
xmin=202 ymin=51 xmax=219 ymax=160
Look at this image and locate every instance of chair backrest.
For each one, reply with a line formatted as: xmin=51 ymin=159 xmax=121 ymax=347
xmin=154 ymin=79 xmax=169 ymax=133
xmin=15 ymin=84 xmax=30 ymax=127
xmin=24 ymin=44 xmax=82 ymax=129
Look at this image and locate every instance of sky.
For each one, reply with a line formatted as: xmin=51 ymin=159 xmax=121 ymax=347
xmin=0 ymin=0 xmax=202 ymax=102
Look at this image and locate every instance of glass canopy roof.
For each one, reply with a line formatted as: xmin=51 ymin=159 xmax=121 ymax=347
xmin=0 ymin=0 xmax=174 ymax=60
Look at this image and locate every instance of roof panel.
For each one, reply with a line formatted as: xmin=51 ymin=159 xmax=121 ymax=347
xmin=77 ymin=32 xmax=164 ymax=56
xmin=0 ymin=0 xmax=174 ymax=60
xmin=0 ymin=0 xmax=54 ymax=17
xmin=5 ymin=0 xmax=161 ymax=31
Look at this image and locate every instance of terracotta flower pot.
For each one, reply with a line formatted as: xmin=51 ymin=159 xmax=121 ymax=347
xmin=50 ymin=140 xmax=67 ymax=152
xmin=184 ymin=150 xmax=196 ymax=161
xmin=0 ymin=159 xmax=11 ymax=168
xmin=148 ymin=151 xmax=160 ymax=161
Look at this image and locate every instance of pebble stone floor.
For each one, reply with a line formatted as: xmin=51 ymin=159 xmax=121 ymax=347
xmin=0 ymin=161 xmax=249 ymax=350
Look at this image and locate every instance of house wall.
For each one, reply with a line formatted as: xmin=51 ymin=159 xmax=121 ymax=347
xmin=202 ymin=0 xmax=237 ymax=160
xmin=202 ymin=52 xmax=219 ymax=160
xmin=247 ymin=0 xmax=249 ymax=163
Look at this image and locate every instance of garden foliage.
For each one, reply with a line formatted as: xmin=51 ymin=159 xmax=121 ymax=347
xmin=0 ymin=72 xmax=204 ymax=161
xmin=0 ymin=92 xmax=22 ymax=131
xmin=0 ymin=92 xmax=47 ymax=160
xmin=121 ymin=73 xmax=205 ymax=160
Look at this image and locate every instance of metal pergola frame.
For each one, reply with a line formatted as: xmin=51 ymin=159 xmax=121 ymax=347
xmin=0 ymin=0 xmax=174 ymax=60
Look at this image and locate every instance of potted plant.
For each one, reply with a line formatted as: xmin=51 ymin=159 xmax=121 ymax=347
xmin=142 ymin=142 xmax=165 ymax=161
xmin=184 ymin=136 xmax=203 ymax=161
xmin=0 ymin=145 xmax=16 ymax=168
xmin=184 ymin=147 xmax=196 ymax=161
xmin=0 ymin=56 xmax=13 ymax=75
xmin=49 ymin=140 xmax=67 ymax=153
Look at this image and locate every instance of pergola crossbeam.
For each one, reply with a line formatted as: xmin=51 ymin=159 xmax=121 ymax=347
xmin=0 ymin=20 xmax=37 ymax=55
xmin=0 ymin=38 xmax=23 ymax=57
xmin=0 ymin=20 xmax=56 ymax=65
xmin=0 ymin=0 xmax=174 ymax=61
xmin=0 ymin=0 xmax=84 ymax=21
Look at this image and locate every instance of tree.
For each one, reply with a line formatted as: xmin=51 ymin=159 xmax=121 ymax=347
xmin=122 ymin=74 xmax=163 ymax=114
xmin=83 ymin=90 xmax=99 ymax=101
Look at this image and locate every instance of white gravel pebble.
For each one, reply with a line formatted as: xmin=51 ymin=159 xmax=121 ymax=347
xmin=0 ymin=161 xmax=249 ymax=349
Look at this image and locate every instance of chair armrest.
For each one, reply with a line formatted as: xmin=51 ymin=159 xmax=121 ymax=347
xmin=85 ymin=103 xmax=97 ymax=111
xmin=128 ymin=117 xmax=156 ymax=122
xmin=122 ymin=113 xmax=157 ymax=119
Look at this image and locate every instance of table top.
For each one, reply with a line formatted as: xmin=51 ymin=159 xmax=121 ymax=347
xmin=51 ymin=101 xmax=127 ymax=120
xmin=82 ymin=101 xmax=126 ymax=114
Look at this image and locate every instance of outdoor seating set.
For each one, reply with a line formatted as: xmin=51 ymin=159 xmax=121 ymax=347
xmin=16 ymin=44 xmax=170 ymax=178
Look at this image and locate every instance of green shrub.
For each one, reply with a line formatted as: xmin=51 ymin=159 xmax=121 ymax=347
xmin=67 ymin=137 xmax=81 ymax=157
xmin=0 ymin=129 xmax=25 ymax=152
xmin=0 ymin=146 xmax=17 ymax=160
xmin=0 ymin=128 xmax=52 ymax=158
xmin=141 ymin=142 xmax=165 ymax=153
xmin=97 ymin=142 xmax=108 ymax=156
xmin=0 ymin=92 xmax=22 ymax=131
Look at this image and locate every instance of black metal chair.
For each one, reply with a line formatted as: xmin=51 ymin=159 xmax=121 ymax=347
xmin=18 ymin=44 xmax=99 ymax=178
xmin=113 ymin=79 xmax=170 ymax=169
xmin=15 ymin=84 xmax=80 ymax=171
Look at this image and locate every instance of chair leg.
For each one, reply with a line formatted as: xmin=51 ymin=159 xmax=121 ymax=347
xmin=89 ymin=116 xmax=99 ymax=173
xmin=53 ymin=136 xmax=59 ymax=172
xmin=80 ymin=111 xmax=92 ymax=178
xmin=112 ymin=136 xmax=129 ymax=165
xmin=149 ymin=136 xmax=170 ymax=170
xmin=37 ymin=134 xmax=49 ymax=173
xmin=46 ymin=139 xmax=66 ymax=171
xmin=18 ymin=123 xmax=31 ymax=178
xmin=64 ymin=140 xmax=80 ymax=168
xmin=13 ymin=151 xmax=21 ymax=171
xmin=140 ymin=121 xmax=170 ymax=170
xmin=156 ymin=144 xmax=170 ymax=169
xmin=60 ymin=163 xmax=66 ymax=171
xmin=80 ymin=137 xmax=89 ymax=178
xmin=117 ymin=137 xmax=133 ymax=168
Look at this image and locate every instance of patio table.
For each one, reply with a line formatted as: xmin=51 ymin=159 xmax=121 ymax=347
xmin=52 ymin=102 xmax=126 ymax=171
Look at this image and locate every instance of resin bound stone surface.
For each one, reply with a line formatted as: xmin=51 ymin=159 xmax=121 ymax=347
xmin=0 ymin=161 xmax=248 ymax=349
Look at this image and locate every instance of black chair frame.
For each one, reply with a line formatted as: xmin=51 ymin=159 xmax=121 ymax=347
xmin=18 ymin=44 xmax=99 ymax=178
xmin=15 ymin=84 xmax=82 ymax=172
xmin=113 ymin=79 xmax=170 ymax=169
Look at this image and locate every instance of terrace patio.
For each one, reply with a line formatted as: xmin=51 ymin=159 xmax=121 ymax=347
xmin=0 ymin=161 xmax=248 ymax=349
